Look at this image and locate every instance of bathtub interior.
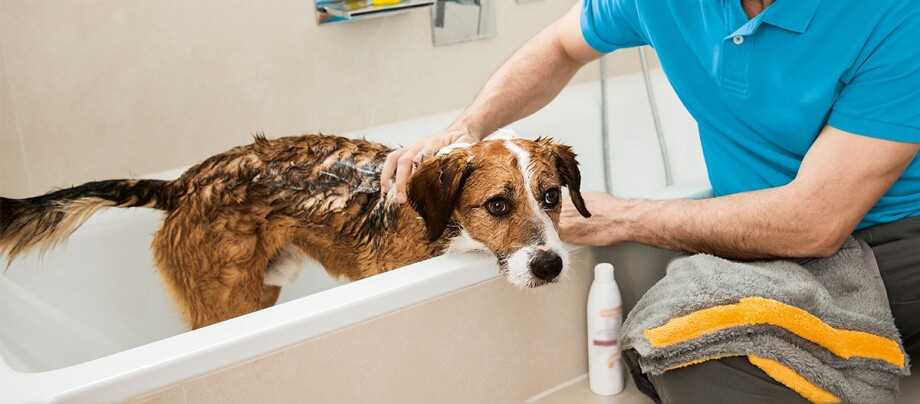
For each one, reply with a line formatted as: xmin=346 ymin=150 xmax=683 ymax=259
xmin=0 ymin=59 xmax=705 ymax=374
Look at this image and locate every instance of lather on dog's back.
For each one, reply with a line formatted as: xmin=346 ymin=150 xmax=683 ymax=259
xmin=0 ymin=134 xmax=590 ymax=329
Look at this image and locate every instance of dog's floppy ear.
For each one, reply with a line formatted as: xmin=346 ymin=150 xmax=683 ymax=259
xmin=408 ymin=152 xmax=473 ymax=241
xmin=543 ymin=139 xmax=591 ymax=218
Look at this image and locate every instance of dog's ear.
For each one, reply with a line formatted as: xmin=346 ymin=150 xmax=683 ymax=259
xmin=542 ymin=139 xmax=591 ymax=218
xmin=408 ymin=152 xmax=473 ymax=241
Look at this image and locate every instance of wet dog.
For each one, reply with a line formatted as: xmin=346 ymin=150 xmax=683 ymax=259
xmin=0 ymin=134 xmax=590 ymax=329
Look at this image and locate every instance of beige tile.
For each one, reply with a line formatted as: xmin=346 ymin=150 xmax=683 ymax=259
xmin=529 ymin=374 xmax=653 ymax=404
xmin=0 ymin=0 xmax=633 ymax=194
xmin=0 ymin=135 xmax=27 ymax=197
xmin=128 ymin=385 xmax=187 ymax=404
xmin=0 ymin=37 xmax=29 ymax=197
xmin=0 ymin=128 xmax=29 ymax=197
xmin=181 ymin=249 xmax=597 ymax=404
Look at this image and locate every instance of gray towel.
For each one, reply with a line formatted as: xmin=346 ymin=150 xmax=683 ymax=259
xmin=621 ymin=238 xmax=910 ymax=403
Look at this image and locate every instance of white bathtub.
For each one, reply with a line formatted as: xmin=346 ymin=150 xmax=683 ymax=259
xmin=0 ymin=67 xmax=708 ymax=403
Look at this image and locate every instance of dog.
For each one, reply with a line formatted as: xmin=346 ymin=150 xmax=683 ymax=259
xmin=0 ymin=134 xmax=591 ymax=329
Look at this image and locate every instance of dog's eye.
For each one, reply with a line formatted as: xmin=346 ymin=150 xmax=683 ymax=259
xmin=543 ymin=188 xmax=561 ymax=208
xmin=485 ymin=197 xmax=511 ymax=217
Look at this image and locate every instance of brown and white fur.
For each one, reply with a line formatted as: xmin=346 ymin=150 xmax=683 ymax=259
xmin=0 ymin=134 xmax=591 ymax=329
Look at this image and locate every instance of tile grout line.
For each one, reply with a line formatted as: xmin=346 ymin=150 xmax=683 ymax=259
xmin=525 ymin=373 xmax=588 ymax=403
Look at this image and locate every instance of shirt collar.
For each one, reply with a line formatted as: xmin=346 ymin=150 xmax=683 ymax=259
xmin=760 ymin=0 xmax=822 ymax=34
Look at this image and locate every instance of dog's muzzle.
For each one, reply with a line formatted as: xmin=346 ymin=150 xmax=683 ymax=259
xmin=529 ymin=249 xmax=563 ymax=281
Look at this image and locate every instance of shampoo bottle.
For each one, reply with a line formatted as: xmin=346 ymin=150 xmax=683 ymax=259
xmin=587 ymin=263 xmax=625 ymax=395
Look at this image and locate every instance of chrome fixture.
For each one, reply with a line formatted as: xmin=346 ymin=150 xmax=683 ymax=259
xmin=600 ymin=48 xmax=674 ymax=193
xmin=431 ymin=0 xmax=496 ymax=46
xmin=599 ymin=57 xmax=614 ymax=194
xmin=315 ymin=0 xmax=435 ymax=25
xmin=638 ymin=46 xmax=674 ymax=186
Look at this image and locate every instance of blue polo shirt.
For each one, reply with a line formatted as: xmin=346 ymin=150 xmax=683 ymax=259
xmin=582 ymin=0 xmax=920 ymax=229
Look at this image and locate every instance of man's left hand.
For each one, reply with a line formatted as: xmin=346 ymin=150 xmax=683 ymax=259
xmin=559 ymin=191 xmax=629 ymax=246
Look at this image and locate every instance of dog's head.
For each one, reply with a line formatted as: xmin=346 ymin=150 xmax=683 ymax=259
xmin=408 ymin=138 xmax=591 ymax=288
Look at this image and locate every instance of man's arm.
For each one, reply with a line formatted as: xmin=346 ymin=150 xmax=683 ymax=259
xmin=449 ymin=3 xmax=601 ymax=140
xmin=561 ymin=126 xmax=920 ymax=259
xmin=381 ymin=3 xmax=601 ymax=202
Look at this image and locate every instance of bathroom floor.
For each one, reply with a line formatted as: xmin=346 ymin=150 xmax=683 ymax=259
xmin=531 ymin=374 xmax=652 ymax=404
xmin=534 ymin=368 xmax=919 ymax=403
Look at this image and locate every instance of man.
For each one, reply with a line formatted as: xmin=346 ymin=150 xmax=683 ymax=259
xmin=381 ymin=1 xmax=920 ymax=401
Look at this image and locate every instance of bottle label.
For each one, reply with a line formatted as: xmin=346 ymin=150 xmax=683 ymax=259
xmin=607 ymin=350 xmax=621 ymax=368
xmin=599 ymin=306 xmax=622 ymax=318
xmin=592 ymin=338 xmax=618 ymax=347
xmin=592 ymin=305 xmax=622 ymax=368
xmin=591 ymin=322 xmax=619 ymax=347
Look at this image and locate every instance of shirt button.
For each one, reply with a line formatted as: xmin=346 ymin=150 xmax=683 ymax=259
xmin=732 ymin=35 xmax=745 ymax=45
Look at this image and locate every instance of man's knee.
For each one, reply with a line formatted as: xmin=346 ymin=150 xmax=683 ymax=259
xmin=642 ymin=356 xmax=807 ymax=404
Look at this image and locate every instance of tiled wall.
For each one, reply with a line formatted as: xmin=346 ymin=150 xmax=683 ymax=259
xmin=0 ymin=1 xmax=643 ymax=197
xmin=0 ymin=41 xmax=29 ymax=196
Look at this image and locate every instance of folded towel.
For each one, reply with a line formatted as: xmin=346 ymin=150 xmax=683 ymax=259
xmin=621 ymin=238 xmax=910 ymax=403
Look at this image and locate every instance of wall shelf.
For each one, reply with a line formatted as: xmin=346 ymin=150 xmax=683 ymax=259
xmin=316 ymin=1 xmax=435 ymax=24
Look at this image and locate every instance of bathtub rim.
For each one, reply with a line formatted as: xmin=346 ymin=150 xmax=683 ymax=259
xmin=0 ymin=182 xmax=712 ymax=404
xmin=0 ymin=248 xmax=508 ymax=403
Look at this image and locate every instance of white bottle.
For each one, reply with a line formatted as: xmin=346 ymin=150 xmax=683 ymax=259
xmin=587 ymin=263 xmax=625 ymax=395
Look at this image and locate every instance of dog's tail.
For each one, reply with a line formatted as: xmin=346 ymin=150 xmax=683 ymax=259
xmin=0 ymin=179 xmax=179 ymax=261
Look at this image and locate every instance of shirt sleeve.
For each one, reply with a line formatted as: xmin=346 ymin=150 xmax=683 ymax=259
xmin=580 ymin=0 xmax=648 ymax=54
xmin=828 ymin=7 xmax=920 ymax=143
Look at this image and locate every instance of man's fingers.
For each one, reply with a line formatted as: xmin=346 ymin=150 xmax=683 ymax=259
xmin=406 ymin=139 xmax=436 ymax=166
xmin=381 ymin=134 xmax=457 ymax=203
xmin=394 ymin=144 xmax=424 ymax=203
xmin=394 ymin=157 xmax=415 ymax=203
xmin=420 ymin=138 xmax=445 ymax=159
xmin=380 ymin=148 xmax=405 ymax=194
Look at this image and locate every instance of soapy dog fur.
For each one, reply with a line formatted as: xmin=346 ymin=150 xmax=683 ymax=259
xmin=0 ymin=134 xmax=590 ymax=329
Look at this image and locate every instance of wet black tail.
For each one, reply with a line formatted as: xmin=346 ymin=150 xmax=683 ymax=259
xmin=0 ymin=179 xmax=177 ymax=260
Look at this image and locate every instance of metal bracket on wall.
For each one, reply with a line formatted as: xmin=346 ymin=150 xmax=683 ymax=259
xmin=431 ymin=0 xmax=496 ymax=46
xmin=315 ymin=0 xmax=435 ymax=25
xmin=314 ymin=1 xmax=498 ymax=47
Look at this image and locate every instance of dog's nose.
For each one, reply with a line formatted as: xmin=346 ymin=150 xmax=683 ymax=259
xmin=530 ymin=249 xmax=563 ymax=281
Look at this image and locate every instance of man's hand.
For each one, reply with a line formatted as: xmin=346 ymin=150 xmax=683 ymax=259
xmin=380 ymin=125 xmax=478 ymax=203
xmin=561 ymin=127 xmax=920 ymax=259
xmin=559 ymin=192 xmax=631 ymax=246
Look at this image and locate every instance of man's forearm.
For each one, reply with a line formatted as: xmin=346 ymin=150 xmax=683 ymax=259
xmin=615 ymin=186 xmax=847 ymax=259
xmin=573 ymin=128 xmax=918 ymax=259
xmin=452 ymin=9 xmax=592 ymax=138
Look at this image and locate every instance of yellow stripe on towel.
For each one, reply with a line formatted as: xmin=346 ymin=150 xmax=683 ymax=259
xmin=664 ymin=355 xmax=841 ymax=403
xmin=748 ymin=355 xmax=840 ymax=403
xmin=643 ymin=296 xmax=905 ymax=368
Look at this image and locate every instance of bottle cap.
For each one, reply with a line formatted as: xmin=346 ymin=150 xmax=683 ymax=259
xmin=594 ymin=263 xmax=615 ymax=282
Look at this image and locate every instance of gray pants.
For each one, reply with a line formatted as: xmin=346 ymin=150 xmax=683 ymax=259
xmin=626 ymin=216 xmax=920 ymax=404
